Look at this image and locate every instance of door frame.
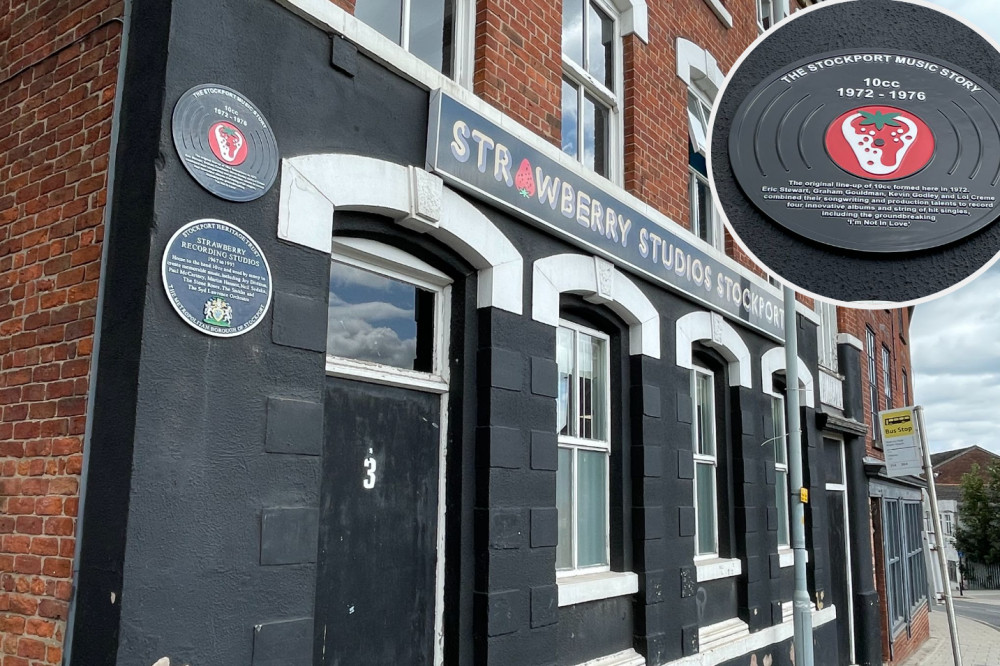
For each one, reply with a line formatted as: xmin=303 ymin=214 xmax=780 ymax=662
xmin=325 ymin=237 xmax=452 ymax=666
xmin=824 ymin=434 xmax=855 ymax=665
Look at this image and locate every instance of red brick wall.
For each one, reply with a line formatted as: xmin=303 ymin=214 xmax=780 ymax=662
xmin=0 ymin=1 xmax=122 ymax=663
xmin=838 ymin=307 xmax=913 ymax=457
xmin=890 ymin=603 xmax=930 ymax=664
xmin=935 ymin=447 xmax=1000 ymax=485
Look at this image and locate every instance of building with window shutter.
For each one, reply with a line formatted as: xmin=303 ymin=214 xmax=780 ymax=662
xmin=0 ymin=0 xmax=928 ymax=664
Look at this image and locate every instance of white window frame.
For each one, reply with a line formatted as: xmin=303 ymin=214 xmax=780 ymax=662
xmin=325 ymin=238 xmax=451 ymax=393
xmin=770 ymin=392 xmax=791 ymax=551
xmin=687 ymin=85 xmax=713 ymax=157
xmin=353 ymin=0 xmax=476 ymax=86
xmin=882 ymin=346 xmax=893 ymax=410
xmin=557 ymin=319 xmax=613 ymax=577
xmin=688 ymin=166 xmax=722 ymax=249
xmin=815 ymin=299 xmax=839 ymax=372
xmin=692 ymin=365 xmax=719 ymax=559
xmin=757 ymin=0 xmax=786 ymax=33
xmin=561 ymin=0 xmax=625 ymax=183
xmin=866 ymin=327 xmax=880 ymax=444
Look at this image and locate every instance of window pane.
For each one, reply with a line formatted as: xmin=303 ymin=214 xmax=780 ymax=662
xmin=578 ymin=332 xmax=606 ymax=440
xmin=772 ymin=397 xmax=786 ymax=465
xmin=563 ymin=0 xmax=584 ymax=66
xmin=562 ymin=79 xmax=579 ymax=160
xmin=557 ymin=327 xmax=575 ymax=437
xmin=776 ymin=469 xmax=789 ymax=547
xmin=355 ymin=0 xmax=402 ymax=45
xmin=696 ymin=462 xmax=717 ymax=555
xmin=328 ymin=261 xmax=434 ymax=371
xmin=577 ymin=450 xmax=608 ymax=567
xmin=695 ymin=372 xmax=715 ymax=456
xmin=557 ymin=448 xmax=574 ymax=569
xmin=583 ymin=93 xmax=609 ymax=177
xmin=409 ymin=0 xmax=450 ymax=73
xmin=688 ymin=91 xmax=708 ymax=153
xmin=586 ymin=2 xmax=614 ymax=89
xmin=695 ymin=176 xmax=712 ymax=244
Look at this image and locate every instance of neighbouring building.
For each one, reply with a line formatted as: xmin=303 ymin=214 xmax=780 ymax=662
xmin=0 ymin=0 xmax=928 ymax=665
xmin=928 ymin=445 xmax=1000 ymax=588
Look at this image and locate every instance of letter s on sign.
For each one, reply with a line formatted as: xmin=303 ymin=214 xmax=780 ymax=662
xmin=363 ymin=457 xmax=377 ymax=489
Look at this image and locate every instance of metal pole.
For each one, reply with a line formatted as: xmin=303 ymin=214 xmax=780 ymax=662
xmin=784 ymin=287 xmax=813 ymax=666
xmin=915 ymin=406 xmax=963 ymax=666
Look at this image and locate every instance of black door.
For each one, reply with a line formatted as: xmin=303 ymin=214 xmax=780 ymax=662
xmin=828 ymin=491 xmax=852 ymax=665
xmin=314 ymin=378 xmax=441 ymax=665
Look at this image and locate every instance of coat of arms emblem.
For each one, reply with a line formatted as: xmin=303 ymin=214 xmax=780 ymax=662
xmin=203 ymin=297 xmax=233 ymax=327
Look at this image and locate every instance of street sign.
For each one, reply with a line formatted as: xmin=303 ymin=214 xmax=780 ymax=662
xmin=879 ymin=406 xmax=923 ymax=477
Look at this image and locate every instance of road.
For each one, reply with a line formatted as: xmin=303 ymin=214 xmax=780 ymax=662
xmin=952 ymin=596 xmax=1000 ymax=630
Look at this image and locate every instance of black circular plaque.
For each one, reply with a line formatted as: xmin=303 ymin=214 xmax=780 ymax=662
xmin=172 ymin=84 xmax=279 ymax=202
xmin=730 ymin=49 xmax=1000 ymax=253
xmin=161 ymin=219 xmax=273 ymax=337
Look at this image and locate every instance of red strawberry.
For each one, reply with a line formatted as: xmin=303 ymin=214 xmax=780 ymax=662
xmin=825 ymin=105 xmax=934 ymax=180
xmin=515 ymin=159 xmax=536 ymax=198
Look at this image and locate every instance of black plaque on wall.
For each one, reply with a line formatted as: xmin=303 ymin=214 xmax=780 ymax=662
xmin=172 ymin=84 xmax=279 ymax=202
xmin=730 ymin=49 xmax=1000 ymax=253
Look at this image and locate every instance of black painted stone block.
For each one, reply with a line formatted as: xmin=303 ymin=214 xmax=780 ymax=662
xmin=678 ymin=507 xmax=695 ymax=537
xmin=252 ymin=618 xmax=313 ymax=666
xmin=641 ymin=569 xmax=664 ymax=604
xmin=530 ymin=508 xmax=558 ymax=548
xmin=530 ymin=430 xmax=558 ymax=471
xmin=635 ymin=506 xmax=664 ymax=541
xmin=485 ymin=589 xmax=524 ymax=636
xmin=641 ymin=384 xmax=661 ymax=418
xmin=679 ymin=567 xmax=695 ymax=598
xmin=530 ymin=585 xmax=558 ymax=628
xmin=676 ymin=393 xmax=693 ymax=423
xmin=746 ymin=555 xmax=761 ymax=584
xmin=682 ymin=623 xmax=699 ymax=656
xmin=260 ymin=507 xmax=318 ymax=565
xmin=480 ymin=426 xmax=523 ymax=469
xmin=741 ymin=409 xmax=757 ymax=437
xmin=737 ymin=505 xmax=760 ymax=534
xmin=330 ymin=34 xmax=358 ymax=77
xmin=766 ymin=506 xmax=779 ymax=532
xmin=677 ymin=450 xmax=694 ymax=480
xmin=642 ymin=633 xmax=669 ymax=664
xmin=639 ymin=445 xmax=662 ymax=478
xmin=265 ymin=397 xmax=322 ymax=455
xmin=764 ymin=463 xmax=776 ymax=485
xmin=272 ymin=292 xmax=327 ymax=352
xmin=769 ymin=553 xmax=782 ymax=579
xmin=531 ymin=356 xmax=558 ymax=397
xmin=771 ymin=600 xmax=784 ymax=626
xmin=489 ymin=509 xmax=525 ymax=549
xmin=486 ymin=348 xmax=524 ymax=391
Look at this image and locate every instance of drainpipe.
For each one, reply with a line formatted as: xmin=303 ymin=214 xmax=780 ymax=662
xmin=63 ymin=0 xmax=132 ymax=662
xmin=785 ymin=286 xmax=814 ymax=666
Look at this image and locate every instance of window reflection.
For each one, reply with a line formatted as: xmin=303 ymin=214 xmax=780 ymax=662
xmin=327 ymin=261 xmax=435 ymax=372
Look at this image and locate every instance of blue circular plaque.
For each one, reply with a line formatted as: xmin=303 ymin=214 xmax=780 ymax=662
xmin=161 ymin=219 xmax=273 ymax=337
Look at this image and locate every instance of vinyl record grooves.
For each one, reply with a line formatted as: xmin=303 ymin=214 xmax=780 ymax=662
xmin=729 ymin=49 xmax=1000 ymax=253
xmin=171 ymin=84 xmax=279 ymax=202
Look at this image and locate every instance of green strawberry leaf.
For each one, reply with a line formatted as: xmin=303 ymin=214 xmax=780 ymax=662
xmin=858 ymin=110 xmax=903 ymax=130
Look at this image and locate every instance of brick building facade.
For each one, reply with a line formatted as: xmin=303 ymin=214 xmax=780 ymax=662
xmin=0 ymin=0 xmax=933 ymax=665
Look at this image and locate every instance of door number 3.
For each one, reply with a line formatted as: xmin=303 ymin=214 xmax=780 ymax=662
xmin=363 ymin=456 xmax=377 ymax=489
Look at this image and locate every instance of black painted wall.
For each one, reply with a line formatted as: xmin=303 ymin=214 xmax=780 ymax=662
xmin=72 ymin=0 xmax=854 ymax=663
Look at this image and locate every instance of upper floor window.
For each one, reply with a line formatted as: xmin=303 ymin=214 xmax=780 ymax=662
xmin=556 ymin=321 xmax=611 ymax=574
xmin=684 ymin=54 xmax=724 ymax=249
xmin=902 ymin=368 xmax=910 ymax=407
xmin=815 ymin=299 xmax=839 ymax=372
xmin=757 ymin=0 xmax=785 ymax=32
xmin=355 ymin=0 xmax=468 ymax=79
xmin=882 ymin=346 xmax=893 ymax=409
xmin=866 ymin=326 xmax=880 ymax=443
xmin=562 ymin=0 xmax=622 ymax=180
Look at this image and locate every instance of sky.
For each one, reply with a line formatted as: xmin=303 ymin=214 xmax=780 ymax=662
xmin=908 ymin=2 xmax=1000 ymax=455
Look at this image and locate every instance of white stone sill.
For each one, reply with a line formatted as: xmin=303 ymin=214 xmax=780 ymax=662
xmin=557 ymin=570 xmax=639 ymax=607
xmin=695 ymin=556 xmax=742 ymax=582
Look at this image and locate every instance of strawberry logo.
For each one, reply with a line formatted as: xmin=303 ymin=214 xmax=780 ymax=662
xmin=514 ymin=159 xmax=536 ymax=198
xmin=825 ymin=105 xmax=934 ymax=180
xmin=209 ymin=121 xmax=248 ymax=166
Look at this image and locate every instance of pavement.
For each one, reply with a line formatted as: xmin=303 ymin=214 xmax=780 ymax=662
xmin=902 ymin=590 xmax=1000 ymax=666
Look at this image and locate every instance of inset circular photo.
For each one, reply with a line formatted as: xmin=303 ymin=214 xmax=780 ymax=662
xmin=710 ymin=0 xmax=1000 ymax=305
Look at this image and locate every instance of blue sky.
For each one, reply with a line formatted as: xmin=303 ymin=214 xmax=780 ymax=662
xmin=910 ymin=1 xmax=1000 ymax=454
